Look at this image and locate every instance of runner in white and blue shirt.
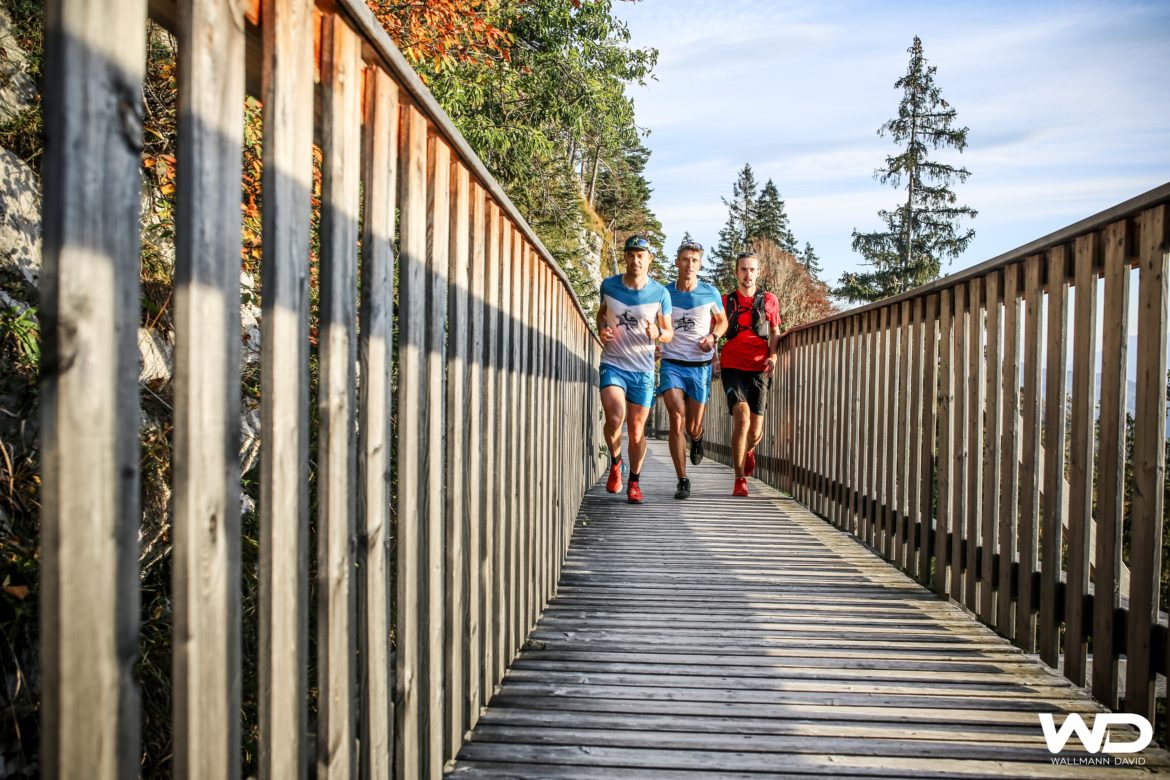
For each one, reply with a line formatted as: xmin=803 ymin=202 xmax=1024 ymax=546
xmin=597 ymin=235 xmax=674 ymax=504
xmin=655 ymin=239 xmax=728 ymax=498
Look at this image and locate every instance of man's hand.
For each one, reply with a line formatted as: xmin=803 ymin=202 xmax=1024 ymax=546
xmin=698 ymin=334 xmax=716 ymax=352
xmin=599 ymin=325 xmax=617 ymax=344
xmin=645 ymin=320 xmax=660 ymax=344
xmin=763 ymin=354 xmax=778 ymax=377
xmin=712 ymin=354 xmax=721 ymax=380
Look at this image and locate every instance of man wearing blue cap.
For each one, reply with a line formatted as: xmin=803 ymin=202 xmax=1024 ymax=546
xmin=596 ymin=235 xmax=674 ymax=504
xmin=657 ymin=239 xmax=727 ymax=499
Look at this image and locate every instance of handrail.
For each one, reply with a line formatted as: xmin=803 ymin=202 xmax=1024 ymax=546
xmin=704 ymin=185 xmax=1170 ymax=735
xmin=38 ymin=0 xmax=603 ymax=778
xmin=786 ymin=181 xmax=1170 ymax=334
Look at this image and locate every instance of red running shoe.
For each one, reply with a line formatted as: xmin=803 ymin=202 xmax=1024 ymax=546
xmin=627 ymin=481 xmax=644 ymax=504
xmin=744 ymin=449 xmax=756 ymax=477
xmin=733 ymin=477 xmax=749 ymax=497
xmin=606 ymin=462 xmax=622 ymax=493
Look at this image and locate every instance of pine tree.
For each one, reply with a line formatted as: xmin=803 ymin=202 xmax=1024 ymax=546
xmin=836 ymin=36 xmax=977 ymax=303
xmin=707 ymin=164 xmax=758 ymax=290
xmin=799 ymin=242 xmax=822 ymax=277
xmin=751 ymin=179 xmax=797 ymax=255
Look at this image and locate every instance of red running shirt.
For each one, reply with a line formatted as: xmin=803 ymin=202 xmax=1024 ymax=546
xmin=719 ymin=290 xmax=781 ymax=371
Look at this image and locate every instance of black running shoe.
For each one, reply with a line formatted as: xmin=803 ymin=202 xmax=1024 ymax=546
xmin=674 ymin=478 xmax=691 ymax=500
xmin=690 ymin=437 xmax=705 ymax=466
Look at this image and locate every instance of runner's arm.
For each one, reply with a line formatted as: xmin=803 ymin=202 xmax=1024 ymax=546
xmin=654 ymin=310 xmax=674 ymax=344
xmin=596 ymin=300 xmax=616 ymax=344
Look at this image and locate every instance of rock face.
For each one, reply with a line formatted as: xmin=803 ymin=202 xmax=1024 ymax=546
xmin=0 ymin=147 xmax=41 ymax=292
xmin=0 ymin=7 xmax=36 ymax=126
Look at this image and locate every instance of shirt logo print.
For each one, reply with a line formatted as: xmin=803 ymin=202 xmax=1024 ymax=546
xmin=616 ymin=311 xmax=640 ymax=331
xmin=674 ymin=314 xmax=698 ymax=333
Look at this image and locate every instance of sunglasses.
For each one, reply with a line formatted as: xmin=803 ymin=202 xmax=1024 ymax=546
xmin=678 ymin=240 xmax=704 ymax=252
xmin=624 ymin=236 xmax=652 ymax=252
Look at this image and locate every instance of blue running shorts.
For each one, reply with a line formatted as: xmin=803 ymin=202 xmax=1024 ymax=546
xmin=656 ymin=359 xmax=713 ymax=405
xmin=599 ymin=363 xmax=656 ymax=408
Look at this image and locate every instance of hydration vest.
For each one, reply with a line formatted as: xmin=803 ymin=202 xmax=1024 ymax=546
xmin=724 ymin=290 xmax=770 ymax=341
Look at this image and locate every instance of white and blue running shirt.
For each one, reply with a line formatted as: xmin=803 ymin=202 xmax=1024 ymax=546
xmin=599 ymin=275 xmax=672 ymax=373
xmin=660 ymin=281 xmax=724 ymax=363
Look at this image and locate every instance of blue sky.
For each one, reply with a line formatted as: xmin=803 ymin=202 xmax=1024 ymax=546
xmin=611 ymin=0 xmax=1170 ymax=295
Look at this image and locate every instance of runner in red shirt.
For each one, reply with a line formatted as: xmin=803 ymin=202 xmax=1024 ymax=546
xmin=716 ymin=251 xmax=781 ymax=496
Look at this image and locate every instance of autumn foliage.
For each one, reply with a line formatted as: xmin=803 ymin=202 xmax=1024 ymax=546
xmin=367 ymin=0 xmax=516 ymax=72
xmin=754 ymin=239 xmax=836 ymax=330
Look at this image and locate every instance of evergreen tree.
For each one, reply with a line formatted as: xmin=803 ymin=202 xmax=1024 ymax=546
xmin=836 ymin=36 xmax=977 ymax=303
xmin=707 ymin=164 xmax=758 ymax=290
xmin=799 ymin=241 xmax=822 ymax=277
xmin=751 ymin=179 xmax=797 ymax=255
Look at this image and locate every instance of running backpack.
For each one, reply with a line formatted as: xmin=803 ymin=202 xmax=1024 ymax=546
xmin=724 ymin=290 xmax=770 ymax=341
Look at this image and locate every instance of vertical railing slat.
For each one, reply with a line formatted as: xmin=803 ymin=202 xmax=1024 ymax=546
xmin=1064 ymin=233 xmax=1098 ymax=686
xmin=997 ymin=263 xmax=1021 ymax=637
xmin=965 ymin=278 xmax=984 ymax=612
xmin=395 ymin=100 xmax=429 ymax=780
xmin=358 ymin=63 xmax=397 ymax=780
xmin=317 ymin=17 xmax=362 ymax=777
xmin=1093 ymin=220 xmax=1129 ymax=708
xmin=1039 ymin=246 xmax=1069 ymax=668
xmin=465 ymin=181 xmax=487 ymax=730
xmin=423 ymin=132 xmax=451 ymax=780
xmin=980 ymin=271 xmax=1001 ymax=624
xmin=171 ymin=0 xmax=246 ymax=771
xmin=1127 ymin=205 xmax=1168 ymax=721
xmin=919 ymin=294 xmax=940 ymax=584
xmin=1017 ymin=255 xmax=1044 ymax=649
xmin=40 ymin=0 xmax=148 ymax=773
xmin=443 ymin=157 xmax=470 ymax=762
xmin=951 ymin=285 xmax=968 ymax=599
xmin=895 ymin=301 xmax=912 ymax=567
xmin=258 ymin=0 xmax=315 ymax=773
xmin=935 ymin=288 xmax=954 ymax=596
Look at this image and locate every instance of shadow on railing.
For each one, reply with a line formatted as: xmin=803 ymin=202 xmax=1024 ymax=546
xmin=39 ymin=0 xmax=602 ymax=777
xmin=701 ymin=183 xmax=1170 ymax=735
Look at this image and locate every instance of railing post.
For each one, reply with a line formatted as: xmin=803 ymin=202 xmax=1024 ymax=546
xmin=40 ymin=0 xmax=147 ymax=774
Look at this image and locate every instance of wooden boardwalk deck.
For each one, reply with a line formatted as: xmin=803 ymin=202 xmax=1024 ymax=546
xmin=448 ymin=440 xmax=1170 ymax=778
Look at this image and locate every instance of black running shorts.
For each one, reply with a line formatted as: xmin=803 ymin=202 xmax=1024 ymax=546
xmin=721 ymin=367 xmax=771 ymax=416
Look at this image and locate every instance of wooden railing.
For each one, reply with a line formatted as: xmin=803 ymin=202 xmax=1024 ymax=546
xmin=704 ymin=183 xmax=1170 ymax=731
xmin=39 ymin=0 xmax=602 ymax=777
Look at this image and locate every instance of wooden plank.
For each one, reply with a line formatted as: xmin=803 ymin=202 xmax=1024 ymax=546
xmin=863 ymin=311 xmax=878 ymax=547
xmin=1016 ymin=256 xmax=1043 ymax=649
xmin=256 ymin=0 xmax=315 ymax=774
xmin=964 ymin=277 xmax=984 ymax=613
xmin=39 ymin=0 xmax=147 ymax=772
xmin=905 ymin=301 xmax=923 ymax=576
xmin=918 ymin=295 xmax=939 ymax=585
xmin=358 ymin=64 xmax=397 ymax=780
xmin=997 ymin=264 xmax=1021 ymax=637
xmin=518 ymin=238 xmax=533 ymax=647
xmin=170 ymin=0 xmax=245 ymax=772
xmin=444 ymin=157 xmax=471 ymax=761
xmin=316 ymin=16 xmax=362 ymax=777
xmin=465 ymin=181 xmax=486 ymax=730
xmin=1038 ymin=246 xmax=1069 ymax=668
xmin=1092 ymin=220 xmax=1129 ymax=708
xmin=1126 ymin=205 xmax=1168 ymax=721
xmin=950 ymin=285 xmax=967 ymax=599
xmin=495 ymin=215 xmax=512 ymax=686
xmin=895 ymin=301 xmax=912 ymax=568
xmin=1063 ymin=234 xmax=1097 ymax=686
xmin=423 ymin=131 xmax=451 ymax=779
xmin=931 ymin=290 xmax=950 ymax=594
xmin=980 ymin=271 xmax=1001 ymax=624
xmin=481 ymin=200 xmax=501 ymax=706
xmin=506 ymin=225 xmax=522 ymax=669
xmin=396 ymin=99 xmax=429 ymax=780
xmin=876 ymin=306 xmax=891 ymax=556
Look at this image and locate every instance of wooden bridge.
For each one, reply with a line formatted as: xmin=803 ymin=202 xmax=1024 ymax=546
xmin=34 ymin=0 xmax=1170 ymax=776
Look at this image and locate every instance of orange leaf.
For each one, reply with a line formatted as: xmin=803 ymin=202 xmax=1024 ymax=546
xmin=4 ymin=584 xmax=29 ymax=600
